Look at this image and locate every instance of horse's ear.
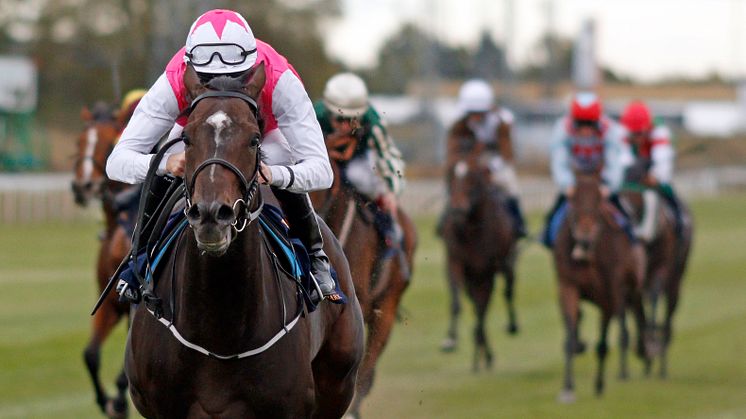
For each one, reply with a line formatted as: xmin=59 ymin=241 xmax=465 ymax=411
xmin=184 ymin=64 xmax=206 ymax=102
xmin=80 ymin=106 xmax=92 ymax=122
xmin=242 ymin=62 xmax=266 ymax=100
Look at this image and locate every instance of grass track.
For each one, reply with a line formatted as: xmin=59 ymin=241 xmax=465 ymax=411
xmin=0 ymin=194 xmax=745 ymax=418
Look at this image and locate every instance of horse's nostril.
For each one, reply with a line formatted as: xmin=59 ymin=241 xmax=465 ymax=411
xmin=186 ymin=204 xmax=201 ymax=221
xmin=216 ymin=204 xmax=235 ymax=223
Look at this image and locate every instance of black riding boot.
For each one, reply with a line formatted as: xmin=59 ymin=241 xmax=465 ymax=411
xmin=662 ymin=190 xmax=684 ymax=238
xmin=272 ymin=188 xmax=336 ymax=301
xmin=542 ymin=195 xmax=566 ymax=247
xmin=506 ymin=196 xmax=527 ymax=238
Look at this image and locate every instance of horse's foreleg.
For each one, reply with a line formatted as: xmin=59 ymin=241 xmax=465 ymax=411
xmin=660 ymin=281 xmax=682 ymax=379
xmin=107 ymin=314 xmax=131 ymax=419
xmin=558 ymin=282 xmax=579 ymax=404
xmin=348 ymin=279 xmax=406 ymax=419
xmin=467 ymin=273 xmax=495 ymax=372
xmin=502 ymin=264 xmax=519 ymax=335
xmin=618 ymin=309 xmax=630 ymax=380
xmin=440 ymin=257 xmax=463 ymax=353
xmin=595 ymin=311 xmax=612 ymax=396
xmin=84 ymin=300 xmax=123 ymax=414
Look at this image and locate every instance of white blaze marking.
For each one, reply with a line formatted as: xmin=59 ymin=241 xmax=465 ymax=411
xmin=82 ymin=127 xmax=98 ymax=182
xmin=205 ymin=110 xmax=232 ymax=181
xmin=454 ymin=161 xmax=468 ymax=179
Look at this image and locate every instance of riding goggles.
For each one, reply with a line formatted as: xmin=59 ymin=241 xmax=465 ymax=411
xmin=186 ymin=43 xmax=257 ymax=67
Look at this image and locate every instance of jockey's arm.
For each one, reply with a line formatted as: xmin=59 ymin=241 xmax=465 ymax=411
xmin=550 ymin=119 xmax=574 ymax=194
xmin=271 ymin=71 xmax=333 ymax=192
xmin=497 ymin=109 xmax=515 ymax=163
xmin=649 ymin=126 xmax=675 ymax=185
xmin=106 ymin=75 xmax=182 ymax=184
xmin=369 ymin=122 xmax=405 ymax=195
xmin=602 ymin=123 xmax=634 ymax=193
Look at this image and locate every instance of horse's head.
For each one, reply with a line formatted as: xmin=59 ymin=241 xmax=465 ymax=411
xmin=447 ymin=159 xmax=490 ymax=223
xmin=620 ymin=159 xmax=649 ymax=222
xmin=71 ymin=102 xmax=119 ymax=206
xmin=568 ymin=169 xmax=604 ymax=260
xmin=182 ymin=63 xmax=266 ymax=256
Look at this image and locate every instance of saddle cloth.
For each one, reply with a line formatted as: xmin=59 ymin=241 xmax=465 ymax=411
xmin=118 ymin=204 xmax=347 ymax=313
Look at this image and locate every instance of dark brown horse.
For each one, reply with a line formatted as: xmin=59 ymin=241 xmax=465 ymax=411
xmin=310 ymin=154 xmax=417 ymax=419
xmin=621 ymin=161 xmax=693 ymax=378
xmin=439 ymin=158 xmax=520 ymax=371
xmin=74 ymin=103 xmax=132 ymax=418
xmin=125 ymin=64 xmax=364 ymax=418
xmin=553 ymin=170 xmax=648 ymax=403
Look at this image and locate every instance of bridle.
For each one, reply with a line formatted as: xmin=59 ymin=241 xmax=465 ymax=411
xmin=182 ymin=89 xmax=264 ymax=232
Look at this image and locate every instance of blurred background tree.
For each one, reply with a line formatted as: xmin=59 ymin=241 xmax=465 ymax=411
xmin=0 ymin=0 xmax=341 ymax=126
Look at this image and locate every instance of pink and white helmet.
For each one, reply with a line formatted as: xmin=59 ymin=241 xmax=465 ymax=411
xmin=184 ymin=9 xmax=257 ymax=74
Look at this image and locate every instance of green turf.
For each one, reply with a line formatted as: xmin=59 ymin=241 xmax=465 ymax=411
xmin=1 ymin=195 xmax=745 ymax=418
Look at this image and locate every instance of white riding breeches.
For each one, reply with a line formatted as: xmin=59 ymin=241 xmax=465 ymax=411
xmin=635 ymin=189 xmax=660 ymax=242
xmin=345 ymin=150 xmax=387 ymax=200
xmin=480 ymin=153 xmax=519 ymax=196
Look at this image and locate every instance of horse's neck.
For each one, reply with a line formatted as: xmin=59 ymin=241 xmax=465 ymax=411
xmin=326 ymin=183 xmax=357 ymax=234
xmin=176 ymin=225 xmax=281 ymax=346
xmin=101 ymin=195 xmax=119 ymax=234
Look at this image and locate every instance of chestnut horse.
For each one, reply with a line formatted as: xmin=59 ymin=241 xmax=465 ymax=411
xmin=73 ymin=103 xmax=132 ymax=418
xmin=552 ymin=170 xmax=648 ymax=403
xmin=621 ymin=161 xmax=693 ymax=378
xmin=439 ymin=158 xmax=520 ymax=371
xmin=125 ymin=65 xmax=364 ymax=418
xmin=310 ymin=154 xmax=417 ymax=419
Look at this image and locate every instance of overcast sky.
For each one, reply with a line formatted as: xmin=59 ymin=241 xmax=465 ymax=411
xmin=323 ymin=0 xmax=745 ymax=81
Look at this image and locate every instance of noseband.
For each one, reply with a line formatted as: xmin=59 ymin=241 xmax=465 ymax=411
xmin=183 ymin=90 xmax=264 ymax=232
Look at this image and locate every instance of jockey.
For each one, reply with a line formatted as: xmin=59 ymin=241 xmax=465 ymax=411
xmin=620 ymin=100 xmax=683 ymax=241
xmin=117 ymin=89 xmax=147 ymax=129
xmin=444 ymin=78 xmax=526 ymax=237
xmin=314 ymin=72 xmax=406 ymax=247
xmin=106 ymin=9 xmax=337 ymax=299
xmin=541 ymin=91 xmax=634 ymax=247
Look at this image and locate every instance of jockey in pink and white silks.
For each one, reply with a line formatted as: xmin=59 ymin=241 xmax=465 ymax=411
xmin=106 ymin=9 xmax=337 ymax=299
xmin=541 ymin=92 xmax=634 ymax=247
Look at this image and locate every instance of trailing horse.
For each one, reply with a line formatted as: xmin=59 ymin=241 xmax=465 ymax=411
xmin=310 ymin=155 xmax=417 ymax=419
xmin=552 ymin=169 xmax=648 ymax=403
xmin=621 ymin=160 xmax=694 ymax=378
xmin=439 ymin=158 xmax=520 ymax=371
xmin=74 ymin=103 xmax=133 ymax=418
xmin=125 ymin=64 xmax=364 ymax=418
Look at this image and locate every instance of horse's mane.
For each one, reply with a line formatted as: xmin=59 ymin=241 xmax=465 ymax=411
xmin=205 ymin=75 xmax=246 ymax=92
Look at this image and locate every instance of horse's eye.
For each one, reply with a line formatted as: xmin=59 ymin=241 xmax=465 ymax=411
xmin=250 ymin=134 xmax=260 ymax=147
xmin=181 ymin=134 xmax=191 ymax=146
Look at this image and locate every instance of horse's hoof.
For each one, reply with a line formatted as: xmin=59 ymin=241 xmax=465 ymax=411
xmin=574 ymin=340 xmax=587 ymax=354
xmin=105 ymin=398 xmax=128 ymax=419
xmin=440 ymin=338 xmax=457 ymax=353
xmin=618 ymin=371 xmax=629 ymax=381
xmin=507 ymin=323 xmax=519 ymax=335
xmin=557 ymin=390 xmax=576 ymax=404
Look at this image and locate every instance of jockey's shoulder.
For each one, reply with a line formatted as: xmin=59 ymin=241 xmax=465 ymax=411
xmin=496 ymin=107 xmax=514 ymax=125
xmin=650 ymin=124 xmax=672 ymax=143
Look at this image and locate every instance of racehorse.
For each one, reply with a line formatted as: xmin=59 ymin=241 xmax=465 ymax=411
xmin=74 ymin=102 xmax=132 ymax=418
xmin=621 ymin=160 xmax=693 ymax=378
xmin=552 ymin=169 xmax=648 ymax=402
xmin=310 ymin=152 xmax=417 ymax=419
xmin=439 ymin=158 xmax=520 ymax=371
xmin=125 ymin=64 xmax=364 ymax=418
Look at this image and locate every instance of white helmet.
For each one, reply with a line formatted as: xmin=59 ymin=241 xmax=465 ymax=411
xmin=458 ymin=79 xmax=494 ymax=114
xmin=323 ymin=73 xmax=369 ymax=118
xmin=184 ymin=9 xmax=257 ymax=74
